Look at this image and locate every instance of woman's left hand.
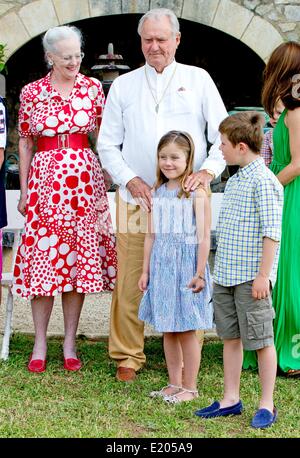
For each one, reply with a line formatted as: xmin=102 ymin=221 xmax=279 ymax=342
xmin=103 ymin=169 xmax=113 ymax=191
xmin=18 ymin=194 xmax=27 ymax=216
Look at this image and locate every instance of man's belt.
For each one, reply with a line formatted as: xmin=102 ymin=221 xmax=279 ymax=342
xmin=36 ymin=133 xmax=89 ymax=152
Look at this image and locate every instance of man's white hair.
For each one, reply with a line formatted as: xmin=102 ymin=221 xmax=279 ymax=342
xmin=137 ymin=8 xmax=180 ymax=37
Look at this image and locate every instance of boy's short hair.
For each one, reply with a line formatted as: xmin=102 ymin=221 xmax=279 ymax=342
xmin=219 ymin=111 xmax=265 ymax=153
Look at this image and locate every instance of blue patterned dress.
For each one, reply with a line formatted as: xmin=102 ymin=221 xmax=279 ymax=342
xmin=138 ymin=183 xmax=213 ymax=332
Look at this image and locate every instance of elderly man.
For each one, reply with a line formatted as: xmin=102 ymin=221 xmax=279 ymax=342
xmin=98 ymin=8 xmax=227 ymax=382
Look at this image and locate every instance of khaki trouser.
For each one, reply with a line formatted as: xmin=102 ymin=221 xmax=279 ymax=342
xmin=109 ymin=192 xmax=204 ymax=371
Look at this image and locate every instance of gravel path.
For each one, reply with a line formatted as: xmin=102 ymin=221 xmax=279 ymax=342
xmin=0 ymin=289 xmax=159 ymax=339
xmin=0 ymin=250 xmax=215 ymax=339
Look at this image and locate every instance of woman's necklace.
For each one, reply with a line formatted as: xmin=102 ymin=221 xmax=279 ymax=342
xmin=50 ymin=74 xmax=75 ymax=100
xmin=144 ymin=64 xmax=177 ymax=113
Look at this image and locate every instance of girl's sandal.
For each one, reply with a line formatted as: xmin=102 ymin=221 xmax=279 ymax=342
xmin=149 ymin=384 xmax=182 ymax=398
xmin=286 ymin=369 xmax=300 ymax=378
xmin=164 ymin=388 xmax=199 ymax=404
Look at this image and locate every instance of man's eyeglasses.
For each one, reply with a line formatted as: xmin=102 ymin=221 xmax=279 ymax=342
xmin=57 ymin=52 xmax=84 ymax=63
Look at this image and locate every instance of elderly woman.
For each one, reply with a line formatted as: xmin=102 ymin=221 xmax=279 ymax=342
xmin=12 ymin=25 xmax=117 ymax=372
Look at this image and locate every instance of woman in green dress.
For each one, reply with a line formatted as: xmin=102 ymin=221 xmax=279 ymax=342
xmin=244 ymin=41 xmax=300 ymax=377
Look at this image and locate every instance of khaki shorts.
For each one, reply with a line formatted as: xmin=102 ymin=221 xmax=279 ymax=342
xmin=213 ymin=281 xmax=275 ymax=351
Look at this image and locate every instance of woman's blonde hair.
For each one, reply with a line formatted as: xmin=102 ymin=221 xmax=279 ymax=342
xmin=154 ymin=130 xmax=195 ymax=198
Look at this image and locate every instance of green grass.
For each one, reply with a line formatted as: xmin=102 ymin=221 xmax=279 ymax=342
xmin=0 ymin=334 xmax=299 ymax=438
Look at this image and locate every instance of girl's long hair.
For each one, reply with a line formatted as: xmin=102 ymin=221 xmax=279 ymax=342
xmin=154 ymin=130 xmax=195 ymax=198
xmin=262 ymin=41 xmax=300 ymax=116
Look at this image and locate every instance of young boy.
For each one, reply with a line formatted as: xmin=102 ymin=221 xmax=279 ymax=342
xmin=0 ymin=96 xmax=8 ymax=304
xmin=195 ymin=112 xmax=283 ymax=429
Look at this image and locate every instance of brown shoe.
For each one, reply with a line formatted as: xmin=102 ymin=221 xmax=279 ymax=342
xmin=116 ymin=366 xmax=136 ymax=382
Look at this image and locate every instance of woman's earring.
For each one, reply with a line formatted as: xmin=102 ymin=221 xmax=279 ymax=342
xmin=48 ymin=59 xmax=53 ymax=66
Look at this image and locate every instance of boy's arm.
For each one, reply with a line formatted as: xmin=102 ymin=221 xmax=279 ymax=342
xmin=188 ymin=188 xmax=211 ymax=293
xmin=138 ymin=211 xmax=155 ymax=292
xmin=252 ymin=237 xmax=278 ymax=299
xmin=253 ymin=176 xmax=283 ymax=299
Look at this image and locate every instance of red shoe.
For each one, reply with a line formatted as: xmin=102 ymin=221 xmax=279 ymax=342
xmin=64 ymin=357 xmax=82 ymax=371
xmin=28 ymin=354 xmax=47 ymax=373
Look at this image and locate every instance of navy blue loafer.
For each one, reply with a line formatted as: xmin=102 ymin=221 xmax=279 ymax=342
xmin=194 ymin=401 xmax=220 ymax=415
xmin=251 ymin=408 xmax=278 ymax=429
xmin=195 ymin=400 xmax=243 ymax=418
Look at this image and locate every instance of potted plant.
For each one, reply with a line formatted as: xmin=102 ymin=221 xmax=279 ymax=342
xmin=0 ymin=43 xmax=7 ymax=74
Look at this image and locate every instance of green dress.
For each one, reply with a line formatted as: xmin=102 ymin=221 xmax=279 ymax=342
xmin=243 ymin=109 xmax=300 ymax=372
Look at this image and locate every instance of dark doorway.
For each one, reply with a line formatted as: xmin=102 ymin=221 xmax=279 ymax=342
xmin=5 ymin=13 xmax=265 ymax=159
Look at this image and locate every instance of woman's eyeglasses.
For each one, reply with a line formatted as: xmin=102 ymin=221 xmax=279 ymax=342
xmin=57 ymin=52 xmax=84 ymax=63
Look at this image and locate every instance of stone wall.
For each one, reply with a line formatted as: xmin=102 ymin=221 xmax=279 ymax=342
xmin=1 ymin=0 xmax=298 ymax=62
xmin=239 ymin=0 xmax=300 ymax=42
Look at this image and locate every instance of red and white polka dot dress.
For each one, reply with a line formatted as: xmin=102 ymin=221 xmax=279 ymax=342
xmin=12 ymin=73 xmax=117 ymax=299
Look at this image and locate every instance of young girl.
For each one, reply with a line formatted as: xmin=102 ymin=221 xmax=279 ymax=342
xmin=138 ymin=130 xmax=213 ymax=403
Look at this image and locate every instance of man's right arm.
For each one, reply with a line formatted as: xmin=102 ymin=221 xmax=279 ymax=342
xmin=97 ymin=80 xmax=137 ymax=187
xmin=200 ymin=72 xmax=228 ymax=179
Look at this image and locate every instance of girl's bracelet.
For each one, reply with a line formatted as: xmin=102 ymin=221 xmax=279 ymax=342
xmin=197 ymin=274 xmax=206 ymax=282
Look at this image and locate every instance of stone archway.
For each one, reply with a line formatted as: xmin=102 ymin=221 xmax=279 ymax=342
xmin=0 ymin=0 xmax=284 ymax=62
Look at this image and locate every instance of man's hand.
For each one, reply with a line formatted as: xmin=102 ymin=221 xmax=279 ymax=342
xmin=184 ymin=170 xmax=214 ymax=192
xmin=126 ymin=177 xmax=152 ymax=212
xmin=252 ymin=274 xmax=270 ymax=300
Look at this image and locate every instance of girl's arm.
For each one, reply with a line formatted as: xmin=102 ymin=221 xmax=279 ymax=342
xmin=188 ymin=188 xmax=211 ymax=293
xmin=261 ymin=129 xmax=273 ymax=167
xmin=138 ymin=211 xmax=155 ymax=291
xmin=18 ymin=137 xmax=34 ymax=216
xmin=276 ymin=107 xmax=300 ymax=185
